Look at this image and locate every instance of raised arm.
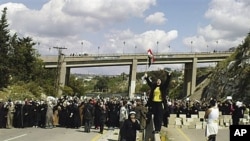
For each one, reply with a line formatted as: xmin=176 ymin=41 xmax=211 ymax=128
xmin=163 ymin=71 xmax=172 ymax=87
xmin=144 ymin=73 xmax=152 ymax=87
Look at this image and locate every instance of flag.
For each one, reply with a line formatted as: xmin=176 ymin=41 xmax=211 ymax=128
xmin=147 ymin=49 xmax=155 ymax=67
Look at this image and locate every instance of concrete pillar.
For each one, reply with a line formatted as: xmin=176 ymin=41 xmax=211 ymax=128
xmin=191 ymin=57 xmax=197 ymax=94
xmin=184 ymin=63 xmax=192 ymax=96
xmin=65 ymin=67 xmax=70 ymax=86
xmin=58 ymin=61 xmax=67 ymax=96
xmin=183 ymin=57 xmax=197 ymax=97
xmin=128 ymin=59 xmax=138 ymax=99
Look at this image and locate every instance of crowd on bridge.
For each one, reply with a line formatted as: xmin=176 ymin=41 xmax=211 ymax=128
xmin=1 ymin=95 xmax=249 ymax=132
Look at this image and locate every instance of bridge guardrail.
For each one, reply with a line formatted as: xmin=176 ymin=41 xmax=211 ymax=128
xmin=43 ymin=51 xmax=234 ymax=57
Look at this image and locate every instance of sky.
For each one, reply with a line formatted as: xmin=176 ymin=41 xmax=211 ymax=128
xmin=0 ymin=0 xmax=249 ymax=75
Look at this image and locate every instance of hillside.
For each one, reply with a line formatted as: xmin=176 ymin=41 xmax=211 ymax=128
xmin=201 ymin=33 xmax=250 ymax=104
xmin=190 ymin=77 xmax=210 ymax=101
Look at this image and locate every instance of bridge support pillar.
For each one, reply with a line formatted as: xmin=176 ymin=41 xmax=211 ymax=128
xmin=65 ymin=67 xmax=70 ymax=86
xmin=128 ymin=59 xmax=138 ymax=99
xmin=58 ymin=61 xmax=67 ymax=96
xmin=183 ymin=57 xmax=197 ymax=97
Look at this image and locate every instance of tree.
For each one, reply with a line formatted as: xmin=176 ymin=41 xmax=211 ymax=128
xmin=68 ymin=75 xmax=85 ymax=97
xmin=95 ymin=77 xmax=108 ymax=92
xmin=9 ymin=36 xmax=38 ymax=82
xmin=0 ymin=8 xmax=56 ymax=99
xmin=0 ymin=7 xmax=11 ymax=88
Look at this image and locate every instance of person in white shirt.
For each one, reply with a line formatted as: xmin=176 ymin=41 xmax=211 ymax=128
xmin=204 ymin=99 xmax=219 ymax=141
xmin=119 ymin=101 xmax=128 ymax=129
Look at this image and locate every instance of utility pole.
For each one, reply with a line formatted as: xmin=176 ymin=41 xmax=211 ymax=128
xmin=53 ymin=46 xmax=67 ymax=96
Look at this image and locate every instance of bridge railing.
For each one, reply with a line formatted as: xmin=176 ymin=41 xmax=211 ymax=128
xmin=43 ymin=51 xmax=234 ymax=57
xmin=52 ymin=51 xmax=234 ymax=57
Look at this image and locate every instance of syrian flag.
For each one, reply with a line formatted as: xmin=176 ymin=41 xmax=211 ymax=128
xmin=147 ymin=49 xmax=155 ymax=67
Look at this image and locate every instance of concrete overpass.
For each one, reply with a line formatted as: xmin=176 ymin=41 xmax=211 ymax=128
xmin=40 ymin=52 xmax=233 ymax=98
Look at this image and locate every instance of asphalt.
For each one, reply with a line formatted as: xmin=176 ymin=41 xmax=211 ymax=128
xmin=95 ymin=126 xmax=230 ymax=141
xmin=94 ymin=128 xmax=143 ymax=141
xmin=160 ymin=126 xmax=230 ymax=141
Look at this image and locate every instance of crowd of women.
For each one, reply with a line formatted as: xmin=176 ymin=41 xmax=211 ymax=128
xmin=0 ymin=96 xmax=147 ymax=131
xmin=0 ymin=95 xmax=249 ymax=132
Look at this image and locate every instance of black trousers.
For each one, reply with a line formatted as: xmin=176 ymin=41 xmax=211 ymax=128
xmin=84 ymin=119 xmax=92 ymax=132
xmin=151 ymin=102 xmax=163 ymax=131
xmin=208 ymin=134 xmax=216 ymax=141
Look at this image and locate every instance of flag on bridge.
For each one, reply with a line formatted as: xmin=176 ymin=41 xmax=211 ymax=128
xmin=147 ymin=49 xmax=155 ymax=67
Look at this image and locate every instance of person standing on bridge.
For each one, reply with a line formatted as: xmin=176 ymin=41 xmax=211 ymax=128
xmin=204 ymin=99 xmax=219 ymax=141
xmin=144 ymin=70 xmax=172 ymax=134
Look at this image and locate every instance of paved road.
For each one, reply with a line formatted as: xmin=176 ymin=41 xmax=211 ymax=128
xmin=161 ymin=126 xmax=230 ymax=141
xmin=0 ymin=126 xmax=229 ymax=141
xmin=0 ymin=127 xmax=120 ymax=141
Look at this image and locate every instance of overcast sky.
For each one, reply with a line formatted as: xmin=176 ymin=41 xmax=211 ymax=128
xmin=0 ymin=0 xmax=249 ymax=75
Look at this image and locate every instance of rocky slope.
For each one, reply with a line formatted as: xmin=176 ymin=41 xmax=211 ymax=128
xmin=201 ymin=33 xmax=250 ymax=104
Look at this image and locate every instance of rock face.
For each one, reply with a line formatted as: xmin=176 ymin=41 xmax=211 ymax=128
xmin=201 ymin=33 xmax=250 ymax=104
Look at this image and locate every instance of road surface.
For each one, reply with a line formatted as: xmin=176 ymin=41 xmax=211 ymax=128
xmin=0 ymin=127 xmax=119 ymax=141
xmin=0 ymin=126 xmax=230 ymax=141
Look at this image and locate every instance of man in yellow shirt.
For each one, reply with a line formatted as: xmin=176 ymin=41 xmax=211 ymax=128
xmin=144 ymin=70 xmax=172 ymax=133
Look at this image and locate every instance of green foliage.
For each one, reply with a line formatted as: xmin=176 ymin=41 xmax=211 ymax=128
xmin=107 ymin=75 xmax=127 ymax=93
xmin=0 ymin=7 xmax=11 ymax=88
xmin=0 ymin=83 xmax=37 ymax=101
xmin=9 ymin=37 xmax=38 ymax=82
xmin=42 ymin=84 xmax=56 ymax=97
xmin=94 ymin=76 xmax=109 ymax=92
xmin=0 ymin=8 xmax=57 ymax=101
xmin=138 ymin=83 xmax=149 ymax=93
xmin=62 ymin=86 xmax=74 ymax=96
xmin=169 ymin=84 xmax=183 ymax=99
xmin=25 ymin=81 xmax=43 ymax=98
xmin=83 ymin=79 xmax=97 ymax=93
xmin=68 ymin=75 xmax=85 ymax=96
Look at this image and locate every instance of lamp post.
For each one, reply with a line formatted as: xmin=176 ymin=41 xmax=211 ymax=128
xmin=81 ymin=41 xmax=84 ymax=55
xmin=215 ymin=40 xmax=218 ymax=52
xmin=190 ymin=41 xmax=193 ymax=53
xmin=156 ymin=41 xmax=159 ymax=54
xmin=123 ymin=41 xmax=125 ymax=54
xmin=134 ymin=45 xmax=137 ymax=54
xmin=35 ymin=41 xmax=40 ymax=55
xmin=98 ymin=46 xmax=100 ymax=56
